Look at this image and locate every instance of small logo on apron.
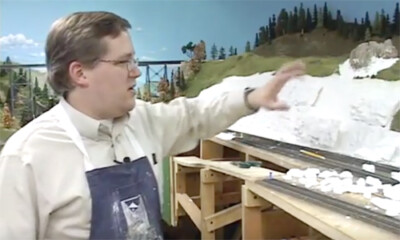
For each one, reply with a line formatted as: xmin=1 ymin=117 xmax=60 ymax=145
xmin=120 ymin=195 xmax=160 ymax=239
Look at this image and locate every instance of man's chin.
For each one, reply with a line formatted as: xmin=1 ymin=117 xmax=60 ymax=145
xmin=127 ymin=98 xmax=136 ymax=111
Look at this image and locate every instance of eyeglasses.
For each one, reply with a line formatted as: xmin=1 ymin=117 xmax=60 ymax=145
xmin=98 ymin=57 xmax=139 ymax=71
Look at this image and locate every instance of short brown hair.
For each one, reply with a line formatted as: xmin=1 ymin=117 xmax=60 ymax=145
xmin=45 ymin=11 xmax=131 ymax=95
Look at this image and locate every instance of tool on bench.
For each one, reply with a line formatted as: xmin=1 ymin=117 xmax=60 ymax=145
xmin=231 ymin=160 xmax=262 ymax=168
xmin=300 ymin=149 xmax=326 ymax=160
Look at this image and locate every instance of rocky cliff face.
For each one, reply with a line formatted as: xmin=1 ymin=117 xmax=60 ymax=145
xmin=350 ymin=39 xmax=398 ymax=69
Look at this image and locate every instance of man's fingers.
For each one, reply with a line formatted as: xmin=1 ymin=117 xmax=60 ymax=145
xmin=261 ymin=60 xmax=306 ymax=111
xmin=278 ymin=60 xmax=306 ymax=74
xmin=267 ymin=100 xmax=290 ymax=111
xmin=268 ymin=69 xmax=305 ymax=94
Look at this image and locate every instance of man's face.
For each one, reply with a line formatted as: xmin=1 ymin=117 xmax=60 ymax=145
xmin=84 ymin=31 xmax=141 ymax=119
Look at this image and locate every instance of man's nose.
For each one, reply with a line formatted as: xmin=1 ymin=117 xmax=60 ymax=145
xmin=129 ymin=67 xmax=141 ymax=78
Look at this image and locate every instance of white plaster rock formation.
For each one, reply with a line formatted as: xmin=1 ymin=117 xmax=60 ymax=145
xmin=348 ymin=79 xmax=400 ymax=127
xmin=350 ymin=39 xmax=398 ymax=69
xmin=292 ymin=109 xmax=341 ymax=148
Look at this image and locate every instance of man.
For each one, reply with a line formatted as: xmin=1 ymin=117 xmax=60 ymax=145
xmin=0 ymin=11 xmax=305 ymax=240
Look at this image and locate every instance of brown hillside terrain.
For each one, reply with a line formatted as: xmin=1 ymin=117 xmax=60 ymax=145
xmin=254 ymin=28 xmax=400 ymax=58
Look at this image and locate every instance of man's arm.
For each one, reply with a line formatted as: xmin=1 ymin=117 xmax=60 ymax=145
xmin=143 ymin=61 xmax=306 ymax=156
xmin=0 ymin=154 xmax=38 ymax=239
xmin=145 ymin=89 xmax=253 ymax=156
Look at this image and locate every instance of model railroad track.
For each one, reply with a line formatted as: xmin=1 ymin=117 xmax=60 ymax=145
xmin=228 ymin=131 xmax=399 ymax=185
xmin=259 ymin=178 xmax=400 ymax=235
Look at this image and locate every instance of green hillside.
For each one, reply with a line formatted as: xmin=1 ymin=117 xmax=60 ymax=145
xmin=184 ymin=53 xmax=347 ymax=97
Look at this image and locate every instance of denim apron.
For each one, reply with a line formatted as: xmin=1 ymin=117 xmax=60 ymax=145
xmin=53 ymin=104 xmax=163 ymax=240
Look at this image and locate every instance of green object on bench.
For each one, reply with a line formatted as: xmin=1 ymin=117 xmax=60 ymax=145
xmin=231 ymin=160 xmax=262 ymax=168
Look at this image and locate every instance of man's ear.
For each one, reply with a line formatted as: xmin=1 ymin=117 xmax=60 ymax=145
xmin=69 ymin=61 xmax=89 ymax=88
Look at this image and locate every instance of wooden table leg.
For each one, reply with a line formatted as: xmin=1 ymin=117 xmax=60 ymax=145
xmin=242 ymin=185 xmax=265 ymax=240
xmin=201 ymin=169 xmax=217 ymax=240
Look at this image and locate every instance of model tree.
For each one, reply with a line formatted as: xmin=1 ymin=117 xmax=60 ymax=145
xmin=210 ymin=43 xmax=218 ymax=60
xmin=2 ymin=105 xmax=14 ymax=129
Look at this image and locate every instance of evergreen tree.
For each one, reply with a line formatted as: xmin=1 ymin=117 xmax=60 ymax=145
xmin=254 ymin=33 xmax=260 ymax=48
xmin=245 ymin=41 xmax=251 ymax=52
xmin=270 ymin=15 xmax=277 ymax=39
xmin=218 ymin=47 xmax=226 ymax=60
xmin=352 ymin=18 xmax=360 ymax=41
xmin=393 ymin=2 xmax=400 ymax=35
xmin=313 ymin=4 xmax=318 ymax=28
xmin=210 ymin=43 xmax=218 ymax=60
xmin=268 ymin=18 xmax=272 ymax=39
xmin=41 ymin=83 xmax=49 ymax=102
xmin=181 ymin=42 xmax=195 ymax=58
xmin=306 ymin=8 xmax=313 ymax=32
xmin=298 ymin=3 xmax=306 ymax=33
xmin=373 ymin=11 xmax=381 ymax=35
xmin=365 ymin=12 xmax=371 ymax=30
xmin=180 ymin=72 xmax=186 ymax=91
xmin=277 ymin=8 xmax=289 ymax=36
xmin=33 ymin=77 xmax=41 ymax=96
xmin=359 ymin=18 xmax=366 ymax=40
xmin=381 ymin=9 xmax=387 ymax=36
xmin=17 ymin=68 xmax=27 ymax=86
xmin=323 ymin=2 xmax=328 ymax=28
xmin=234 ymin=48 xmax=238 ymax=55
xmin=229 ymin=46 xmax=235 ymax=56
xmin=175 ymin=67 xmax=181 ymax=89
xmin=293 ymin=6 xmax=298 ymax=32
xmin=317 ymin=7 xmax=324 ymax=28
xmin=336 ymin=10 xmax=344 ymax=34
xmin=169 ymin=70 xmax=175 ymax=99
xmin=327 ymin=10 xmax=333 ymax=30
xmin=259 ymin=26 xmax=268 ymax=44
xmin=266 ymin=26 xmax=272 ymax=44
xmin=288 ymin=12 xmax=294 ymax=33
xmin=385 ymin=14 xmax=392 ymax=37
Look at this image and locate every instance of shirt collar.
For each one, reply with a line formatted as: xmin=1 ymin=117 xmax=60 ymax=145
xmin=60 ymin=98 xmax=129 ymax=140
xmin=60 ymin=97 xmax=102 ymax=140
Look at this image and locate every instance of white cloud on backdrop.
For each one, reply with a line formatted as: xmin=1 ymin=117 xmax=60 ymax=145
xmin=140 ymin=56 xmax=157 ymax=61
xmin=0 ymin=34 xmax=39 ymax=48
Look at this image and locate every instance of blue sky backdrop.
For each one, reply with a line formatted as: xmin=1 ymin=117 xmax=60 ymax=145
xmin=0 ymin=0 xmax=398 ymax=85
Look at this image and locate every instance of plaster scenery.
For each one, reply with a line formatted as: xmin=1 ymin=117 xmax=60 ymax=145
xmin=201 ymin=57 xmax=400 ymax=167
xmin=284 ymin=167 xmax=400 ymax=217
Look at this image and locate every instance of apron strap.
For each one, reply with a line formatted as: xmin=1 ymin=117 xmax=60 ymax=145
xmin=124 ymin=127 xmax=146 ymax=158
xmin=52 ymin=104 xmax=95 ymax=171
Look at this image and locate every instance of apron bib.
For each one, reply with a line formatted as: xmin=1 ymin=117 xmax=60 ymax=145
xmin=52 ymin=104 xmax=163 ymax=239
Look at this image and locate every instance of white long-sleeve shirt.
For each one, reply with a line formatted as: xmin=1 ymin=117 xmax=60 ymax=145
xmin=0 ymin=90 xmax=252 ymax=239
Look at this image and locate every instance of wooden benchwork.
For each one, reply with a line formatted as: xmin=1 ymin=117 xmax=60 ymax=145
xmin=244 ymin=180 xmax=400 ymax=240
xmin=198 ymin=137 xmax=400 ymax=239
xmin=172 ymin=156 xmax=309 ymax=239
xmin=208 ymin=136 xmax=320 ymax=170
xmin=169 ymin=136 xmax=316 ymax=239
xmin=172 ymin=155 xmax=399 ymax=240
